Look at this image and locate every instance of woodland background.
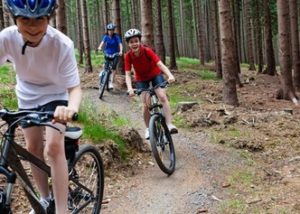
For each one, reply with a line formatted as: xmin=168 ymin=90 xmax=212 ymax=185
xmin=0 ymin=0 xmax=299 ymax=106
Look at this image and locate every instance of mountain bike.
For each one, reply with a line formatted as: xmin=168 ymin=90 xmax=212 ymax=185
xmin=0 ymin=109 xmax=104 ymax=213
xmin=99 ymin=53 xmax=119 ymax=99
xmin=134 ymin=81 xmax=176 ymax=175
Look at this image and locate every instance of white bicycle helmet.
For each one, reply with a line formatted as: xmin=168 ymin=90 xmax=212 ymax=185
xmin=124 ymin=28 xmax=141 ymax=42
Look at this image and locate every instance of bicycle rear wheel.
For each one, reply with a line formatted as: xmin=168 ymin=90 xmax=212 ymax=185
xmin=67 ymin=144 xmax=104 ymax=214
xmin=149 ymin=114 xmax=176 ymax=175
xmin=99 ymin=71 xmax=109 ymax=99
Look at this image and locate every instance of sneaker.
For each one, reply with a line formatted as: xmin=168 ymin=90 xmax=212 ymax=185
xmin=167 ymin=124 xmax=178 ymax=134
xmin=29 ymin=198 xmax=50 ymax=214
xmin=108 ymin=82 xmax=114 ymax=89
xmin=145 ymin=128 xmax=150 ymax=140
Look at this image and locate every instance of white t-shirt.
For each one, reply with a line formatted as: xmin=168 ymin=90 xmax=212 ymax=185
xmin=0 ymin=25 xmax=80 ymax=109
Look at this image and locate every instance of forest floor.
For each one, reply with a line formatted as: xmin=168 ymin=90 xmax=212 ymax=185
xmin=79 ymin=65 xmax=300 ymax=214
xmin=3 ymin=64 xmax=300 ymax=213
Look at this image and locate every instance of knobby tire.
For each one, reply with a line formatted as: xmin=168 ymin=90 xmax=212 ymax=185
xmin=99 ymin=71 xmax=109 ymax=99
xmin=149 ymin=114 xmax=176 ymax=175
xmin=67 ymin=144 xmax=104 ymax=214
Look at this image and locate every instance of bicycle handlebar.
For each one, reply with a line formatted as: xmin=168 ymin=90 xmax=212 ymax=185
xmin=104 ymin=52 xmax=120 ymax=59
xmin=0 ymin=109 xmax=78 ymax=127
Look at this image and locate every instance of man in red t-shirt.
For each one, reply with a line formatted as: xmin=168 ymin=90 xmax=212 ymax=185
xmin=124 ymin=28 xmax=178 ymax=139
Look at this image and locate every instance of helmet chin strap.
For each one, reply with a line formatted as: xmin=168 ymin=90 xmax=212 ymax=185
xmin=22 ymin=40 xmax=32 ymax=55
xmin=21 ymin=33 xmax=46 ymax=55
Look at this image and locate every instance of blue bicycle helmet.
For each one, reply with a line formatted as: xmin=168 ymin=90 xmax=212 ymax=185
xmin=106 ymin=23 xmax=116 ymax=30
xmin=6 ymin=0 xmax=56 ymax=18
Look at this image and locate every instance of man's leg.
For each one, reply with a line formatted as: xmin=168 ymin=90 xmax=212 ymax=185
xmin=45 ymin=125 xmax=68 ymax=214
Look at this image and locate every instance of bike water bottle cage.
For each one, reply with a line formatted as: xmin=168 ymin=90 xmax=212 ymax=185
xmin=5 ymin=0 xmax=56 ymax=18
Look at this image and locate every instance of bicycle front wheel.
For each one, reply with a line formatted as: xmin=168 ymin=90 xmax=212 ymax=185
xmin=99 ymin=71 xmax=109 ymax=99
xmin=149 ymin=114 xmax=176 ymax=175
xmin=68 ymin=144 xmax=104 ymax=214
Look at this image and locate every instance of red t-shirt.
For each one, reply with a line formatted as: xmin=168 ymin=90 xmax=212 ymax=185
xmin=124 ymin=45 xmax=161 ymax=81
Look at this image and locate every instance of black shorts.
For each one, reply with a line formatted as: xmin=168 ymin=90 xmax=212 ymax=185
xmin=19 ymin=100 xmax=68 ymax=128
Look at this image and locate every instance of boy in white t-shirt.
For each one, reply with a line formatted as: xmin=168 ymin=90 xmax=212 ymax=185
xmin=0 ymin=0 xmax=82 ymax=213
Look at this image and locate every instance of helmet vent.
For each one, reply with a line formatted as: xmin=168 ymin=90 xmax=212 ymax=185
xmin=27 ymin=0 xmax=38 ymax=12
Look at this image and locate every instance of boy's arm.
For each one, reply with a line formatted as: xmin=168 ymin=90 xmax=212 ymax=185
xmin=157 ymin=61 xmax=175 ymax=83
xmin=68 ymin=85 xmax=82 ymax=113
xmin=125 ymin=71 xmax=134 ymax=96
xmin=53 ymin=85 xmax=82 ymax=122
xmin=119 ymin=43 xmax=123 ymax=55
xmin=98 ymin=41 xmax=104 ymax=51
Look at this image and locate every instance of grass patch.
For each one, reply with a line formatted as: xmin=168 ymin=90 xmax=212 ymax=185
xmin=0 ymin=64 xmax=17 ymax=109
xmin=228 ymin=169 xmax=255 ymax=187
xmin=79 ymin=100 xmax=127 ymax=159
xmin=0 ymin=65 xmax=16 ymax=84
xmin=0 ymin=88 xmax=18 ymax=109
xmin=199 ymin=69 xmax=219 ymax=80
xmin=218 ymin=199 xmax=247 ymax=214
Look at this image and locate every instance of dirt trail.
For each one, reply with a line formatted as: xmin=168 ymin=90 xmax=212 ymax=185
xmin=84 ymin=89 xmax=242 ymax=214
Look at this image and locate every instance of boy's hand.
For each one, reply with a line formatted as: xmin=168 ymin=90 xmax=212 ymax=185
xmin=53 ymin=106 xmax=77 ymax=123
xmin=128 ymin=89 xmax=135 ymax=97
xmin=168 ymin=75 xmax=175 ymax=83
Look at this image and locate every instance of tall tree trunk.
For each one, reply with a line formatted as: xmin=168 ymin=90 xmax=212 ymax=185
xmin=167 ymin=0 xmax=177 ymax=69
xmin=112 ymin=0 xmax=122 ymax=35
xmin=131 ymin=0 xmax=140 ymax=28
xmin=276 ymin=0 xmax=297 ymax=103
xmin=3 ymin=7 xmax=11 ymax=27
xmin=81 ymin=0 xmax=92 ymax=72
xmin=231 ymin=0 xmax=242 ymax=86
xmin=218 ymin=0 xmax=239 ymax=106
xmin=0 ymin=0 xmax=4 ymax=30
xmin=194 ymin=0 xmax=205 ymax=65
xmin=140 ymin=0 xmax=154 ymax=48
xmin=212 ymin=0 xmax=222 ymax=78
xmin=76 ymin=0 xmax=83 ymax=64
xmin=56 ymin=0 xmax=67 ymax=35
xmin=289 ymin=0 xmax=300 ymax=91
xmin=153 ymin=0 xmax=166 ymax=63
xmin=263 ymin=0 xmax=276 ymax=75
xmin=103 ymin=0 xmax=110 ymax=25
xmin=244 ymin=0 xmax=256 ymax=70
xmin=255 ymin=0 xmax=263 ymax=73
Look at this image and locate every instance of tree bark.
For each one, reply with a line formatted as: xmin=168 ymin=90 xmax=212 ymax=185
xmin=80 ymin=0 xmax=92 ymax=72
xmin=76 ymin=0 xmax=83 ymax=64
xmin=153 ymin=0 xmax=166 ymax=63
xmin=195 ymin=0 xmax=205 ymax=65
xmin=167 ymin=0 xmax=177 ymax=69
xmin=289 ymin=0 xmax=300 ymax=91
xmin=255 ymin=0 xmax=263 ymax=73
xmin=140 ymin=0 xmax=154 ymax=48
xmin=276 ymin=0 xmax=297 ymax=103
xmin=212 ymin=0 xmax=222 ymax=78
xmin=244 ymin=0 xmax=256 ymax=70
xmin=56 ymin=0 xmax=67 ymax=35
xmin=263 ymin=0 xmax=276 ymax=75
xmin=0 ymin=0 xmax=4 ymax=30
xmin=218 ymin=0 xmax=239 ymax=106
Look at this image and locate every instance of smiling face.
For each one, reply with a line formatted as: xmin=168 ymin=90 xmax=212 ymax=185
xmin=128 ymin=37 xmax=141 ymax=54
xmin=16 ymin=16 xmax=49 ymax=47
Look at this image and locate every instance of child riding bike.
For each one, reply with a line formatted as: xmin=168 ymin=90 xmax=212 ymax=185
xmin=97 ymin=23 xmax=123 ymax=89
xmin=124 ymin=28 xmax=178 ymax=139
xmin=1 ymin=0 xmax=82 ymax=213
